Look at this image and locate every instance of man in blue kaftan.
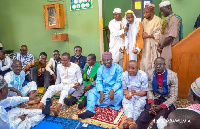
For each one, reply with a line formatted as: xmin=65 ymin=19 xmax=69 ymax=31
xmin=78 ymin=52 xmax=123 ymax=119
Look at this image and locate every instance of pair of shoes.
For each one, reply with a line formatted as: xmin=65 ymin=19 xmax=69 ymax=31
xmin=64 ymin=96 xmax=77 ymax=106
xmin=78 ymin=97 xmax=87 ymax=109
xmin=78 ymin=110 xmax=95 ymax=119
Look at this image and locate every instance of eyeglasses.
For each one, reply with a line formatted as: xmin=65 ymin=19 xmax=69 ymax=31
xmin=154 ymin=63 xmax=165 ymax=67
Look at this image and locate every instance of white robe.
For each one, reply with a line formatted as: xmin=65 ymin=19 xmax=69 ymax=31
xmin=0 ymin=96 xmax=44 ymax=129
xmin=40 ymin=63 xmax=83 ymax=105
xmin=122 ymin=70 xmax=148 ymax=121
xmin=108 ymin=19 xmax=126 ymax=63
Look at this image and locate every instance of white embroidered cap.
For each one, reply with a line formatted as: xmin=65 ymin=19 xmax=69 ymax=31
xmin=191 ymin=77 xmax=200 ymax=97
xmin=159 ymin=1 xmax=171 ymax=8
xmin=113 ymin=8 xmax=121 ymax=14
xmin=145 ymin=3 xmax=155 ymax=8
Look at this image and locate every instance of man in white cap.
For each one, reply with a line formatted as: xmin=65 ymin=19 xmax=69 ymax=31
xmin=187 ymin=77 xmax=200 ymax=111
xmin=157 ymin=1 xmax=183 ymax=69
xmin=140 ymin=3 xmax=162 ymax=73
xmin=108 ymin=8 xmax=126 ymax=66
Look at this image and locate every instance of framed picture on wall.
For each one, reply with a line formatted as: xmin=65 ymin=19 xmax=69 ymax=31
xmin=70 ymin=0 xmax=92 ymax=11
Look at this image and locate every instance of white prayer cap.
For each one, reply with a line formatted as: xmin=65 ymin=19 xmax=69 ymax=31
xmin=191 ymin=77 xmax=200 ymax=97
xmin=159 ymin=1 xmax=171 ymax=8
xmin=145 ymin=3 xmax=155 ymax=8
xmin=113 ymin=8 xmax=121 ymax=14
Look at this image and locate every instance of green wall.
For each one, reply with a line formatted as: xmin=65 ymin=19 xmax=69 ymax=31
xmin=152 ymin=0 xmax=162 ymax=17
xmin=153 ymin=0 xmax=200 ymax=38
xmin=169 ymin=0 xmax=200 ymax=37
xmin=102 ymin=0 xmax=132 ymax=51
xmin=0 ymin=0 xmax=100 ymax=60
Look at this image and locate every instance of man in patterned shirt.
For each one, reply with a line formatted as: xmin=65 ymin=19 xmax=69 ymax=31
xmin=136 ymin=57 xmax=178 ymax=129
xmin=13 ymin=45 xmax=34 ymax=69
xmin=24 ymin=52 xmax=49 ymax=93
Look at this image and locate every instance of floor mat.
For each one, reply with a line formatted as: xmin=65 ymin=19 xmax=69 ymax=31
xmin=32 ymin=116 xmax=109 ymax=129
xmin=73 ymin=106 xmax=124 ymax=129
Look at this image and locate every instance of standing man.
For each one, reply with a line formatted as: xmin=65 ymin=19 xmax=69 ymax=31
xmin=122 ymin=10 xmax=144 ymax=71
xmin=45 ymin=50 xmax=61 ymax=87
xmin=157 ymin=1 xmax=183 ymax=69
xmin=70 ymin=46 xmax=86 ymax=71
xmin=136 ymin=57 xmax=178 ymax=129
xmin=140 ymin=3 xmax=162 ymax=73
xmin=0 ymin=50 xmax=12 ymax=76
xmin=108 ymin=8 xmax=125 ymax=65
xmin=13 ymin=45 xmax=34 ymax=69
xmin=78 ymin=52 xmax=123 ymax=119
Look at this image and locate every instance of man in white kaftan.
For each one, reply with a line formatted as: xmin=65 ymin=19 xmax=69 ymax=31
xmin=4 ymin=60 xmax=37 ymax=97
xmin=108 ymin=8 xmax=126 ymax=65
xmin=38 ymin=53 xmax=82 ymax=116
xmin=0 ymin=77 xmax=51 ymax=129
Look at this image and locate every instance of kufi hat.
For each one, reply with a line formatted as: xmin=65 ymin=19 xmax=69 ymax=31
xmin=191 ymin=77 xmax=200 ymax=97
xmin=0 ymin=76 xmax=7 ymax=90
xmin=113 ymin=8 xmax=121 ymax=14
xmin=102 ymin=52 xmax=112 ymax=59
xmin=159 ymin=1 xmax=171 ymax=8
xmin=145 ymin=3 xmax=155 ymax=8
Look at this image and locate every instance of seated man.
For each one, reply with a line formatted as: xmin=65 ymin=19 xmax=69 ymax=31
xmin=0 ymin=50 xmax=12 ymax=76
xmin=122 ymin=60 xmax=148 ymax=125
xmin=37 ymin=53 xmax=82 ymax=116
xmin=4 ymin=60 xmax=37 ymax=99
xmin=45 ymin=50 xmax=61 ymax=87
xmin=136 ymin=57 xmax=178 ymax=129
xmin=13 ymin=45 xmax=34 ymax=68
xmin=70 ymin=46 xmax=86 ymax=71
xmin=64 ymin=54 xmax=100 ymax=109
xmin=187 ymin=77 xmax=200 ymax=111
xmin=24 ymin=52 xmax=49 ymax=93
xmin=0 ymin=76 xmax=52 ymax=129
xmin=78 ymin=52 xmax=123 ymax=119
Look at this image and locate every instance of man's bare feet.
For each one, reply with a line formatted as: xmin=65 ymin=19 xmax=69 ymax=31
xmin=50 ymin=103 xmax=62 ymax=116
xmin=28 ymin=97 xmax=41 ymax=105
xmin=37 ymin=102 xmax=44 ymax=109
xmin=50 ymin=106 xmax=59 ymax=116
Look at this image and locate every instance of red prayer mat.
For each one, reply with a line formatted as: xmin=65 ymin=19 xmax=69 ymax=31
xmin=73 ymin=106 xmax=124 ymax=128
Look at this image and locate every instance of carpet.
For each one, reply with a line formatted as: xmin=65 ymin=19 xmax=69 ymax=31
xmin=32 ymin=116 xmax=109 ymax=129
xmin=73 ymin=106 xmax=124 ymax=129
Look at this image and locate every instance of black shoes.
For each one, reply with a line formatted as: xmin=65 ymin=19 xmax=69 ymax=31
xmin=78 ymin=97 xmax=87 ymax=109
xmin=64 ymin=96 xmax=78 ymax=106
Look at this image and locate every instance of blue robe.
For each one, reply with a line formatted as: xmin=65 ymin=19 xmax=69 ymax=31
xmin=86 ymin=63 xmax=123 ymax=113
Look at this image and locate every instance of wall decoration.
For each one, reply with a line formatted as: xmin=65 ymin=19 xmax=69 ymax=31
xmin=70 ymin=0 xmax=92 ymax=11
xmin=135 ymin=1 xmax=141 ymax=10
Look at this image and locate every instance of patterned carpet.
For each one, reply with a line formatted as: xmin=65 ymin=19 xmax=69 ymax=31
xmin=73 ymin=106 xmax=124 ymax=128
xmin=28 ymin=97 xmax=190 ymax=129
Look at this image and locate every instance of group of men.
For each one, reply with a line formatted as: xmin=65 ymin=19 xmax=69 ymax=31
xmin=0 ymin=1 xmax=199 ymax=129
xmin=109 ymin=1 xmax=182 ymax=72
